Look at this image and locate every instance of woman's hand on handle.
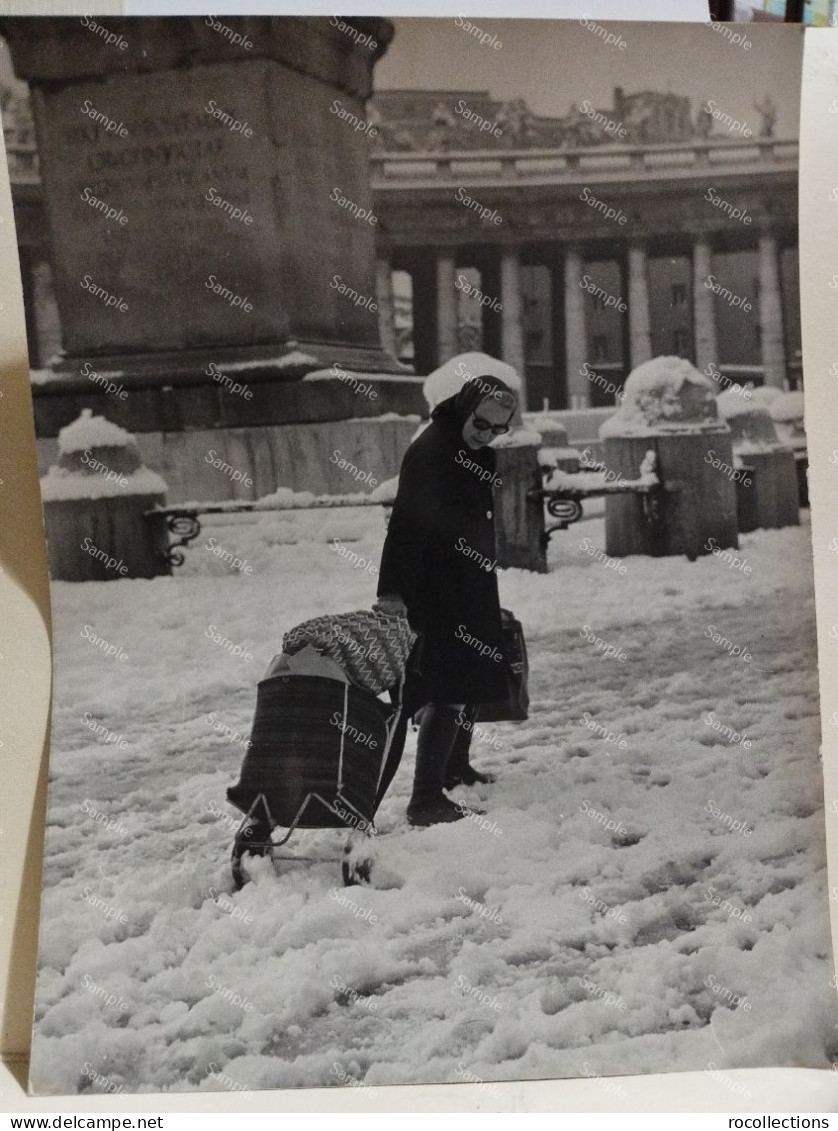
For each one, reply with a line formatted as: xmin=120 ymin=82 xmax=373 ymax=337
xmin=376 ymin=594 xmax=408 ymax=619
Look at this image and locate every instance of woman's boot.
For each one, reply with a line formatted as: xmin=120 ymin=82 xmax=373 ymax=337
xmin=407 ymin=704 xmax=480 ymax=826
xmin=444 ymin=705 xmax=498 ymax=789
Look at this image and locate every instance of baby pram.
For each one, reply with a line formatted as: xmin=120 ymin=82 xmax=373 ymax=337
xmin=226 ymin=608 xmax=415 ymax=888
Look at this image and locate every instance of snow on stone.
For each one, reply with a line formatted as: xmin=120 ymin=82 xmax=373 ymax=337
xmin=600 ymin=356 xmax=725 ymax=439
xmin=40 ymin=466 xmax=167 ymax=502
xmin=423 ymin=351 xmax=521 ymax=411
xmin=492 ymin=427 xmax=542 ymax=448
xmin=369 ymin=476 xmax=399 ymax=504
xmin=27 ymin=506 xmax=836 ymax=1095
xmin=717 ymin=390 xmax=787 ymax=456
xmin=748 ymin=386 xmax=781 ymax=411
xmin=769 ymin=391 xmax=805 ymax=425
xmin=57 ymin=408 xmax=134 ymax=455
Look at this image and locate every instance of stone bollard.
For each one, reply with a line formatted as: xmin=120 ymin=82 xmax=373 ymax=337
xmin=599 ymin=356 xmax=739 ymax=560
xmin=717 ymin=388 xmax=799 ymax=533
xmin=493 ymin=433 xmax=548 ymax=573
xmin=40 ymin=409 xmax=170 ymax=581
xmin=769 ymin=391 xmax=808 ymax=509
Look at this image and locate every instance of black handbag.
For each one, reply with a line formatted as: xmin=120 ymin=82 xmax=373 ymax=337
xmin=475 ymin=608 xmax=529 ymax=722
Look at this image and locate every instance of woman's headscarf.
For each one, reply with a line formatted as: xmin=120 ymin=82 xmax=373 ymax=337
xmin=432 ymin=373 xmax=518 ymax=426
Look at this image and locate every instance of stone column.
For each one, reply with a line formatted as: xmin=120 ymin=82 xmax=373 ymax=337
xmin=500 ymin=247 xmax=527 ymax=409
xmin=692 ymin=236 xmax=717 ymax=375
xmin=436 ymin=252 xmax=458 ymax=365
xmin=564 ymin=245 xmax=589 ymax=409
xmin=758 ymin=231 xmax=787 ymax=389
xmin=376 ymin=256 xmax=397 ymax=359
xmin=628 ymin=242 xmax=652 ymax=369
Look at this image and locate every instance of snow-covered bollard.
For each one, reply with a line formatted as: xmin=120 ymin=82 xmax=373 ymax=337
xmin=717 ymin=389 xmax=799 ymax=532
xmin=599 ymin=356 xmax=739 ymax=560
xmin=769 ymin=391 xmax=807 ymax=508
xmin=528 ymin=411 xmax=581 ymax=475
xmin=40 ymin=409 xmax=170 ymax=581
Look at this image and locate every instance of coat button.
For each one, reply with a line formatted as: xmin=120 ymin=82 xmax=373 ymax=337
xmin=487 ymin=510 xmax=493 ymax=519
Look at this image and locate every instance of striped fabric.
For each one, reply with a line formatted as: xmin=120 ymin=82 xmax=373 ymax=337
xmin=282 ymin=609 xmax=416 ymax=695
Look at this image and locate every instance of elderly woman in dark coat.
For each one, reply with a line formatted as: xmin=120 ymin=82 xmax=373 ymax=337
xmin=376 ymin=374 xmax=518 ymax=826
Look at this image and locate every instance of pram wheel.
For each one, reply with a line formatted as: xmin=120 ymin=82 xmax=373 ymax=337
xmin=231 ymin=815 xmax=274 ymax=890
xmin=341 ymin=830 xmax=377 ymax=887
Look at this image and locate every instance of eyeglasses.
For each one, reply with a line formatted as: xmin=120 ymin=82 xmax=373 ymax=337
xmin=471 ymin=414 xmax=512 ymax=436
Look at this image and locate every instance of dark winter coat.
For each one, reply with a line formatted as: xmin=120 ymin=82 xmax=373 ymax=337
xmin=377 ymin=380 xmax=511 ymax=705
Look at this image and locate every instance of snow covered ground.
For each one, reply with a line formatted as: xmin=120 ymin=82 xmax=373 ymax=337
xmin=29 ymin=505 xmax=838 ymax=1096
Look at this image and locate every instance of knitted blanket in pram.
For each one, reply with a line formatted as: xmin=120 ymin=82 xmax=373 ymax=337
xmin=281 ymin=609 xmax=416 ymax=696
